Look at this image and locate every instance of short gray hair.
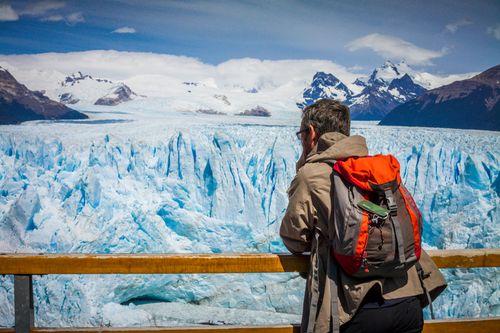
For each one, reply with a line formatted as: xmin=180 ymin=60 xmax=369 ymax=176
xmin=301 ymin=99 xmax=350 ymax=137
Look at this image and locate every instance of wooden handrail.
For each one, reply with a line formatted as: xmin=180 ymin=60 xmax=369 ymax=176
xmin=422 ymin=318 xmax=500 ymax=332
xmin=0 ymin=253 xmax=308 ymax=274
xmin=0 ymin=248 xmax=498 ymax=275
xmin=1 ymin=249 xmax=499 ymax=333
xmin=0 ymin=318 xmax=499 ymax=332
xmin=426 ymin=248 xmax=500 ymax=268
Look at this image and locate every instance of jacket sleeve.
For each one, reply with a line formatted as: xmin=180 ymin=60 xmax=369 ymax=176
xmin=418 ymin=249 xmax=448 ymax=304
xmin=279 ymin=169 xmax=316 ymax=254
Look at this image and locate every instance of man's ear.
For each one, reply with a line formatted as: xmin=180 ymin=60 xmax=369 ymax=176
xmin=308 ymin=124 xmax=317 ymax=143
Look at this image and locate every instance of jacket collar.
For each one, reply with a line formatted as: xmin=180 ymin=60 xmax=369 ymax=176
xmin=296 ymin=132 xmax=369 ymax=170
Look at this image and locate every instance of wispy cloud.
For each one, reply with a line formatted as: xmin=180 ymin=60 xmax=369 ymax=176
xmin=0 ymin=3 xmax=19 ymax=21
xmin=445 ymin=18 xmax=472 ymax=33
xmin=40 ymin=12 xmax=84 ymax=25
xmin=112 ymin=26 xmax=136 ymax=34
xmin=3 ymin=1 xmax=85 ymax=25
xmin=20 ymin=0 xmax=66 ymax=16
xmin=66 ymin=12 xmax=84 ymax=25
xmin=348 ymin=65 xmax=364 ymax=71
xmin=346 ymin=33 xmax=447 ymax=66
xmin=40 ymin=14 xmax=63 ymax=22
xmin=487 ymin=24 xmax=500 ymax=40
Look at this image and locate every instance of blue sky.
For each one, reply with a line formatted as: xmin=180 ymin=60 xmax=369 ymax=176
xmin=0 ymin=0 xmax=499 ymax=74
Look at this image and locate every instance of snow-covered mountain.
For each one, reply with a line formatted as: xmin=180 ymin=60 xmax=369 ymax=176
xmin=347 ymin=61 xmax=427 ymax=119
xmin=299 ymin=60 xmax=429 ymax=119
xmin=297 ymin=72 xmax=353 ymax=109
xmin=55 ymin=72 xmax=138 ymax=106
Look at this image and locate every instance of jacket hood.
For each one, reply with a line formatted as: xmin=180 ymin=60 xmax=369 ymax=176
xmin=306 ymin=132 xmax=369 ymax=164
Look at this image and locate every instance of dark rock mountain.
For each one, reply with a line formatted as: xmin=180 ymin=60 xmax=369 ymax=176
xmin=95 ymin=84 xmax=136 ymax=106
xmin=349 ymin=73 xmax=426 ymax=120
xmin=237 ymin=105 xmax=271 ymax=117
xmin=246 ymin=88 xmax=258 ymax=93
xmin=297 ymin=72 xmax=353 ymax=109
xmin=196 ymin=109 xmax=226 ymax=115
xmin=348 ymin=88 xmax=401 ymax=120
xmin=380 ymin=65 xmax=500 ymax=131
xmin=59 ymin=92 xmax=79 ymax=104
xmin=0 ymin=67 xmax=88 ymax=125
xmin=388 ymin=74 xmax=426 ymax=98
xmin=62 ymin=71 xmax=112 ymax=87
xmin=353 ymin=78 xmax=367 ymax=89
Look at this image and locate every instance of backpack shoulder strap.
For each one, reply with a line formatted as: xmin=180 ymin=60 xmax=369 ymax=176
xmin=306 ymin=230 xmax=321 ymax=333
xmin=328 ymin=245 xmax=340 ymax=333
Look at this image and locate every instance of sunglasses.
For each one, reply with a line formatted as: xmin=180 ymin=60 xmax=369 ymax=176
xmin=295 ymin=127 xmax=310 ymax=140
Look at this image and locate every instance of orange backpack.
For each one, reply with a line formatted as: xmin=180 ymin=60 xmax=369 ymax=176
xmin=331 ymin=154 xmax=422 ymax=277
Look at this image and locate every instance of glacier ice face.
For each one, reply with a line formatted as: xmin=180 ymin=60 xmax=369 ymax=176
xmin=0 ymin=119 xmax=498 ymax=327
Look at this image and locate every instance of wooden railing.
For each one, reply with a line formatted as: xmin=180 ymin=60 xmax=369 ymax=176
xmin=0 ymin=249 xmax=499 ymax=333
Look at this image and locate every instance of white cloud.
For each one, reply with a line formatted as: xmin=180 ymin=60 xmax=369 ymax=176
xmin=346 ymin=33 xmax=447 ymax=66
xmin=21 ymin=0 xmax=66 ymax=16
xmin=10 ymin=1 xmax=83 ymax=25
xmin=487 ymin=24 xmax=500 ymax=40
xmin=112 ymin=27 xmax=137 ymax=34
xmin=40 ymin=14 xmax=64 ymax=22
xmin=39 ymin=12 xmax=84 ymax=25
xmin=65 ymin=12 xmax=84 ymax=24
xmin=0 ymin=4 xmax=19 ymax=21
xmin=445 ymin=18 xmax=472 ymax=33
xmin=0 ymin=50 xmax=361 ymax=93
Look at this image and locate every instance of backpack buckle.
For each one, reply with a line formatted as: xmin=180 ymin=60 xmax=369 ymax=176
xmin=370 ymin=214 xmax=386 ymax=227
xmin=384 ymin=189 xmax=398 ymax=216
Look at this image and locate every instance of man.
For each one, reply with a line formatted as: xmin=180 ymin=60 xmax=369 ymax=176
xmin=280 ymin=99 xmax=446 ymax=333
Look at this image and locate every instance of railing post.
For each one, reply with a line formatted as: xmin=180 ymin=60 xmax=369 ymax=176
xmin=14 ymin=275 xmax=34 ymax=333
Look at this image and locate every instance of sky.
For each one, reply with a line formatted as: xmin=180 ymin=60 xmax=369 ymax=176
xmin=0 ymin=0 xmax=499 ymax=75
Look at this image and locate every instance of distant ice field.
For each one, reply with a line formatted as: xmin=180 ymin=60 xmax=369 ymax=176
xmin=0 ymin=106 xmax=498 ymax=327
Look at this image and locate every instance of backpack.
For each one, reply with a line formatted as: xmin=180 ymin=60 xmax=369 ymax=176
xmin=331 ymin=154 xmax=422 ymax=278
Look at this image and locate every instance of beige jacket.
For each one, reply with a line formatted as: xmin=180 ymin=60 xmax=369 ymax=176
xmin=280 ymin=132 xmax=446 ymax=333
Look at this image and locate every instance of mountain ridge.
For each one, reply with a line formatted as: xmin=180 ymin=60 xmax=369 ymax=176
xmin=299 ymin=60 xmax=428 ymax=119
xmin=379 ymin=65 xmax=500 ymax=131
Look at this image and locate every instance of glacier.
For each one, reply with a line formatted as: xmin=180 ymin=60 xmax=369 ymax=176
xmin=0 ymin=111 xmax=498 ymax=327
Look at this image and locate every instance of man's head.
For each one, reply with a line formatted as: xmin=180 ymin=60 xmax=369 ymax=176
xmin=298 ymin=99 xmax=350 ymax=155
